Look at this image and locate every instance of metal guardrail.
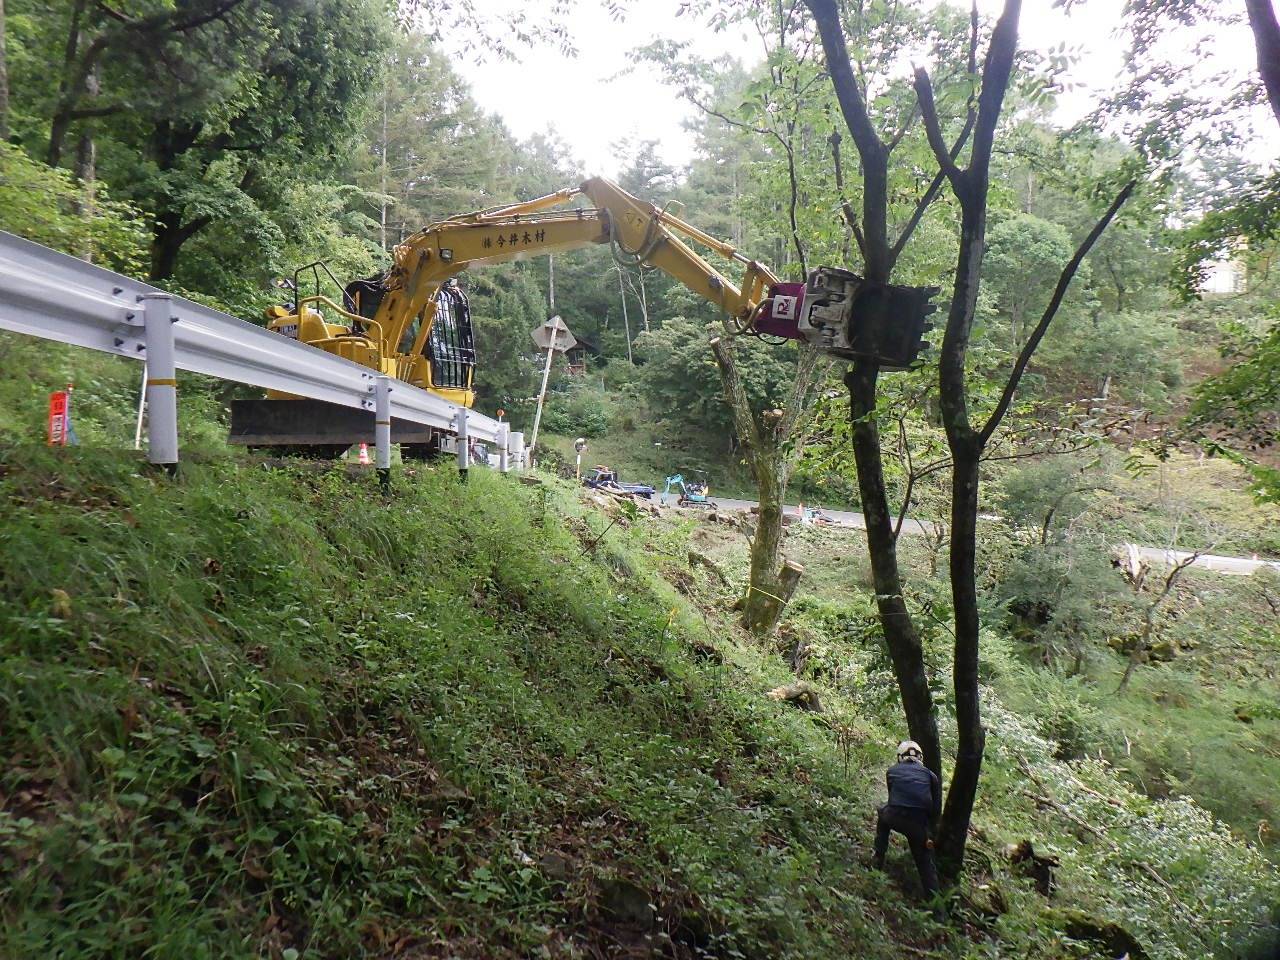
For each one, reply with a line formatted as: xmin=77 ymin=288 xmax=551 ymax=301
xmin=0 ymin=230 xmax=524 ymax=473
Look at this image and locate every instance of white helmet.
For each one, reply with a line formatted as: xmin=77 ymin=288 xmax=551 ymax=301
xmin=897 ymin=740 xmax=924 ymax=763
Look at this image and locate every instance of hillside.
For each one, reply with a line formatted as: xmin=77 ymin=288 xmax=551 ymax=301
xmin=2 ymin=428 xmax=1277 ymax=958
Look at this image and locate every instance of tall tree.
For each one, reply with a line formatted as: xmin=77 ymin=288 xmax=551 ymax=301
xmin=803 ymin=0 xmax=1134 ymax=877
xmin=0 ymin=0 xmax=9 ymax=142
xmin=912 ymin=1 xmax=1133 ymax=869
xmin=801 ymin=0 xmax=981 ymax=776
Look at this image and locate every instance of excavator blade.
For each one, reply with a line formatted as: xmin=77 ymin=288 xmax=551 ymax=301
xmin=228 ymin=398 xmax=437 ymax=447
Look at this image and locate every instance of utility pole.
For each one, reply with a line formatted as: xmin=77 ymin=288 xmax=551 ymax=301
xmin=380 ymin=72 xmax=388 ymax=252
xmin=615 ymin=264 xmax=633 ymax=364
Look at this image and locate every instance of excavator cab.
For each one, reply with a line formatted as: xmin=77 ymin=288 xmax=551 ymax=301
xmin=230 ymin=268 xmax=475 ymax=457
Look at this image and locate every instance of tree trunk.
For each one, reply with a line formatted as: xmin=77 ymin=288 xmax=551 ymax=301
xmin=742 ymin=454 xmax=787 ymax=633
xmin=847 ymin=360 xmax=943 ymax=775
xmin=74 ymin=129 xmax=96 ymax=259
xmin=379 ymin=71 xmax=389 ymax=251
xmin=72 ymin=64 xmax=98 ymax=261
xmin=1245 ymin=0 xmax=1280 ymax=126
xmin=151 ymin=210 xmax=210 ymax=281
xmin=48 ymin=0 xmax=88 ymax=168
xmin=936 ymin=441 xmax=985 ymax=877
xmin=0 ymin=0 xmax=10 ymax=143
xmin=805 ymin=0 xmax=942 ymax=785
xmin=749 ymin=560 xmax=805 ymax=638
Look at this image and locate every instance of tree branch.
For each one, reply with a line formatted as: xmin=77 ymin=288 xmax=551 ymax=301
xmin=890 ymin=7 xmax=978 ymax=264
xmin=803 ymin=0 xmax=882 ymax=160
xmin=805 ymin=0 xmax=890 ymax=275
xmin=62 ymin=103 xmax=126 ymax=121
xmin=969 ymin=0 xmax=1022 ymax=178
xmin=912 ymin=67 xmax=964 ymax=187
xmin=978 ymin=180 xmax=1135 ymax=446
xmin=829 ymin=130 xmax=867 ymax=262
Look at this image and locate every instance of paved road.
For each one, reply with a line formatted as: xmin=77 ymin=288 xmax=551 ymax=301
xmin=1123 ymin=546 xmax=1280 ymax=577
xmin=660 ymin=494 xmax=1280 ymax=577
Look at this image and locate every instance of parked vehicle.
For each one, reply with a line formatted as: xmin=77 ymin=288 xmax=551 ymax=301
xmin=583 ymin=466 xmax=656 ymax=500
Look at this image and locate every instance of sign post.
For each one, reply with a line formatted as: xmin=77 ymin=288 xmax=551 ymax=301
xmin=47 ymin=389 xmax=69 ymax=445
xmin=527 ymin=315 xmax=577 ymax=461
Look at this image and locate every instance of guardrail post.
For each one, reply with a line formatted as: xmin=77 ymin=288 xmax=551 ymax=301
xmin=510 ymin=431 xmax=525 ymax=472
xmin=141 ymin=294 xmax=178 ymax=470
xmin=455 ymin=407 xmax=470 ymax=481
xmin=497 ymin=423 xmax=510 ymax=473
xmin=375 ymin=375 xmax=392 ymax=489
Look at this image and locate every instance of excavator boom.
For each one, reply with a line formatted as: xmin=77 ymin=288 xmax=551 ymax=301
xmin=230 ymin=176 xmax=786 ymax=454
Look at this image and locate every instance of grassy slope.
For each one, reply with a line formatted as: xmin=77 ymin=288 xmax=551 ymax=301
xmin=1 ymin=439 xmax=1277 ymax=959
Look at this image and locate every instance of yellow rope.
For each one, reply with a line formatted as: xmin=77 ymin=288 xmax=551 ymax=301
xmin=745 ymin=583 xmax=789 ymax=606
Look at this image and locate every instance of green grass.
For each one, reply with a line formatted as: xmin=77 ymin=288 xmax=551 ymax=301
xmin=2 ymin=440 xmax=1276 ymax=958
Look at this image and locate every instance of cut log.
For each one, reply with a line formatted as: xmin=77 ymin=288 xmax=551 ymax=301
xmin=767 ymin=680 xmax=823 ymax=712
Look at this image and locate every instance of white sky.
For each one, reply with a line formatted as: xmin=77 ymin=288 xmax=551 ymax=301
xmin=444 ymin=1 xmax=1273 ymax=179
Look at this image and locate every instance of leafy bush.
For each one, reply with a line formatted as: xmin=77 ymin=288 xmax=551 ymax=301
xmin=539 ymin=381 xmax=613 ymax=438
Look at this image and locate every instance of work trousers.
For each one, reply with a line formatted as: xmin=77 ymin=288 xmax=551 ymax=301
xmin=873 ymin=803 xmax=940 ymax=897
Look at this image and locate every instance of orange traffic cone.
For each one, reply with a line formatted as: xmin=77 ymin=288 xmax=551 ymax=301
xmin=358 ymin=443 xmax=371 ymax=465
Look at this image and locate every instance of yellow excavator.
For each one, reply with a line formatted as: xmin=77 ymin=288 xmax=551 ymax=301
xmin=229 ymin=177 xmax=787 ymax=455
xmin=229 ymin=176 xmax=937 ymax=455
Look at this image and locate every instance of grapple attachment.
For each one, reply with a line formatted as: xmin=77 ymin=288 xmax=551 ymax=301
xmin=756 ymin=267 xmax=940 ymax=369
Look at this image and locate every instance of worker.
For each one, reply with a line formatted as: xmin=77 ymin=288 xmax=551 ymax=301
xmin=872 ymin=739 xmax=941 ymax=898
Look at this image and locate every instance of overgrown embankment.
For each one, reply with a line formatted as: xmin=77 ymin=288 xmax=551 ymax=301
xmin=0 ymin=443 xmax=1277 ymax=959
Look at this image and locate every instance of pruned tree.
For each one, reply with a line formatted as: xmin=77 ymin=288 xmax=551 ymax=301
xmin=711 ymin=336 xmax=826 ymax=635
xmin=639 ymin=4 xmax=838 ymax=638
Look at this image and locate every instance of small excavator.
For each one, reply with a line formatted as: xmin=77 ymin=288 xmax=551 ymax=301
xmin=230 ymin=177 xmax=938 ymax=455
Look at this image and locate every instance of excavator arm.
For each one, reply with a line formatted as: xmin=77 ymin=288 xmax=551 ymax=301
xmin=362 ymin=177 xmax=783 ymax=404
xmin=241 ymin=176 xmax=914 ymax=453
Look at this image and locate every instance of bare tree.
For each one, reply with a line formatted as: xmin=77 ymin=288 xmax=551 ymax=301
xmin=711 ymin=337 xmax=826 ymax=635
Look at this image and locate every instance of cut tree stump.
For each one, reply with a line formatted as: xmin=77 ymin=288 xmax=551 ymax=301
xmin=745 ymin=560 xmax=805 ymax=637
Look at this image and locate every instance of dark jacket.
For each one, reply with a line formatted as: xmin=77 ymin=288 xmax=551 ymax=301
xmin=886 ymin=761 xmax=941 ymax=819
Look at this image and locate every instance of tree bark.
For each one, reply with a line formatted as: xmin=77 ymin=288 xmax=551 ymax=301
xmin=1245 ymin=0 xmax=1280 ymax=127
xmin=751 ymin=560 xmax=805 ymax=638
xmin=0 ymin=0 xmax=9 ymax=142
xmin=744 ymin=447 xmax=786 ymax=632
xmin=711 ymin=336 xmax=787 ymax=635
xmin=847 ymin=360 xmax=943 ymax=774
xmin=937 ymin=440 xmax=984 ymax=876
